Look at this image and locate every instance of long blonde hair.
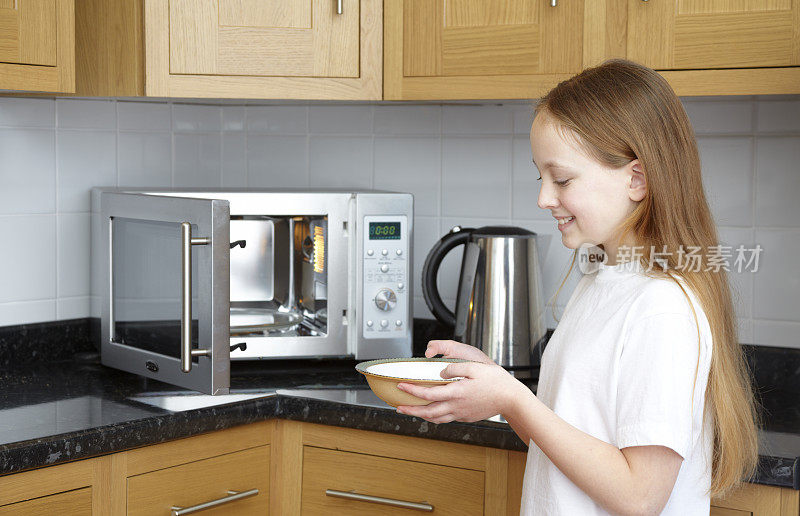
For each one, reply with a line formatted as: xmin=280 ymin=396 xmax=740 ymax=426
xmin=537 ymin=59 xmax=759 ymax=498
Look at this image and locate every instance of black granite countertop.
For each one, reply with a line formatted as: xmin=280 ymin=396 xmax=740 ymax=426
xmin=0 ymin=354 xmax=797 ymax=490
xmin=0 ymin=318 xmax=798 ymax=491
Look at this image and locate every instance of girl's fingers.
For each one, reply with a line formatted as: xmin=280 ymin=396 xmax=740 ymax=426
xmin=397 ymin=402 xmax=451 ymax=421
xmin=396 ymin=382 xmax=454 ymax=402
xmin=440 ymin=361 xmax=479 ymax=379
xmin=425 ymin=339 xmax=459 ymax=358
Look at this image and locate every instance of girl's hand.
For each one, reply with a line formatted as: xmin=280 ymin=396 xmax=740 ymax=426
xmin=425 ymin=339 xmax=495 ymax=365
xmin=395 ymin=361 xmax=528 ymax=424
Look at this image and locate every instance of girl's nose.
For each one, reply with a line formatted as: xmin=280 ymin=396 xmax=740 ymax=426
xmin=537 ymin=182 xmax=559 ymax=210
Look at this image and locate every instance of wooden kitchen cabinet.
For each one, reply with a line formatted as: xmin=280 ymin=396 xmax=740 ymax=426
xmin=75 ymin=0 xmax=382 ymax=99
xmin=0 ymin=0 xmax=75 ymax=93
xmin=628 ymin=0 xmax=800 ymax=71
xmin=114 ymin=421 xmax=272 ymax=515
xmin=0 ymin=456 xmax=107 ymax=514
xmin=386 ymin=0 xmax=800 ymax=99
xmin=272 ymin=420 xmax=518 ymax=515
xmin=384 ymin=0 xmax=583 ymax=100
xmin=711 ymin=482 xmax=800 ymax=516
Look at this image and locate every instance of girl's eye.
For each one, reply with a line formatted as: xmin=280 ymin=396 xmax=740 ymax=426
xmin=555 ymin=179 xmax=570 ymax=187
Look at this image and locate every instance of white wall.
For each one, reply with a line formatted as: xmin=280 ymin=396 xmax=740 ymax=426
xmin=0 ymin=96 xmax=798 ymax=348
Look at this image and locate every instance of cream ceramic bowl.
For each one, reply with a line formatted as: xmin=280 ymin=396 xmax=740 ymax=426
xmin=356 ymin=358 xmax=466 ymax=407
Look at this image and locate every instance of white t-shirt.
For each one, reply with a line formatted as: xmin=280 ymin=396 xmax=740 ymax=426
xmin=520 ymin=259 xmax=714 ymax=515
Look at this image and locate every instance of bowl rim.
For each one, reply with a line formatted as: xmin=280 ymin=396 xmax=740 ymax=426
xmin=355 ymin=357 xmax=467 ymax=383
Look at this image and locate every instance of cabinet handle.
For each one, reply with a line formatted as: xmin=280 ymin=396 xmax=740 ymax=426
xmin=181 ymin=222 xmax=211 ymax=373
xmin=171 ymin=489 xmax=259 ymax=515
xmin=325 ymin=489 xmax=434 ymax=512
xmin=336 ymin=0 xmax=343 ymax=14
xmin=550 ymin=0 xmax=557 ymax=6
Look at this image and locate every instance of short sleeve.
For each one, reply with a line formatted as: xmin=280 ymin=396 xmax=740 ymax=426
xmin=616 ymin=312 xmax=703 ymax=459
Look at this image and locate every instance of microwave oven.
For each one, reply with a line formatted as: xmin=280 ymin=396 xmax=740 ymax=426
xmin=91 ymin=188 xmax=413 ymax=394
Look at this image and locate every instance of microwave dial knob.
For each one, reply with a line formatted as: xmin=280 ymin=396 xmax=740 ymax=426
xmin=374 ymin=288 xmax=397 ymax=312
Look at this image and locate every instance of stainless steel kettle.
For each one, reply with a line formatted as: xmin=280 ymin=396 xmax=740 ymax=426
xmin=421 ymin=226 xmax=547 ymax=375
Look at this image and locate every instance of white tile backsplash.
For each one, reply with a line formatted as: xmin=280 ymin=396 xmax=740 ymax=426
xmin=756 ymin=100 xmax=800 ymax=133
xmin=310 ymin=105 xmax=373 ymax=134
xmin=0 ymin=129 xmax=55 ymax=214
xmin=57 ymin=99 xmax=116 ymax=130
xmin=681 ymin=99 xmax=754 ymax=134
xmin=246 ymin=105 xmax=307 ymax=133
xmin=173 ymin=133 xmax=222 ymax=187
xmin=754 ymin=136 xmax=800 ymax=227
xmin=117 ymin=132 xmax=172 ymax=187
xmin=118 ymin=101 xmax=171 ymax=132
xmin=0 ymin=98 xmax=54 ymax=127
xmin=309 ymin=136 xmax=372 ymax=188
xmin=0 ymin=95 xmax=796 ymax=350
xmin=374 ymin=105 xmax=440 ymax=135
xmin=442 ymin=137 xmax=511 ymax=218
xmin=57 ymin=213 xmax=91 ymax=298
xmin=172 ymin=104 xmax=221 ymax=132
xmin=247 ymin=135 xmax=308 ymax=187
xmin=57 ymin=130 xmax=116 ymax=212
xmin=373 ymin=137 xmax=440 ymax=217
xmin=697 ymin=136 xmax=754 ymax=226
xmin=752 ymin=229 xmax=800 ymax=322
xmin=0 ymin=215 xmax=56 ymax=304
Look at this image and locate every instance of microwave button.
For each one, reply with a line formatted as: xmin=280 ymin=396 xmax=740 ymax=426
xmin=397 ymin=282 xmax=404 ymax=290
xmin=381 ymin=249 xmax=388 ymax=256
xmin=396 ymin=249 xmax=403 ymax=256
xmin=380 ymin=319 xmax=389 ymax=328
xmin=374 ymin=288 xmax=397 ymax=311
xmin=366 ymin=320 xmax=374 ymax=328
xmin=380 ymin=264 xmax=389 ymax=273
xmin=367 ymin=249 xmax=374 ymax=256
xmin=395 ymin=320 xmax=403 ymax=327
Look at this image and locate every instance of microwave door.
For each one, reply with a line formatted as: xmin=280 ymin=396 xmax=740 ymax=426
xmin=99 ymin=192 xmax=231 ymax=395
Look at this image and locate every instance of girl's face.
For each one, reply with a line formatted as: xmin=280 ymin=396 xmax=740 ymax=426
xmin=529 ymin=112 xmax=646 ymax=262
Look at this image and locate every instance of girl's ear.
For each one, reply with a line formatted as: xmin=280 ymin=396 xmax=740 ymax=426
xmin=628 ymin=159 xmax=647 ymax=202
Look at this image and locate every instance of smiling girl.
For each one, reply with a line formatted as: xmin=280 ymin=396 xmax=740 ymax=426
xmin=395 ymin=59 xmax=759 ymax=515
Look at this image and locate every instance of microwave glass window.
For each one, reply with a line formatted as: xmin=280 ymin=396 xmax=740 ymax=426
xmin=111 ymin=217 xmax=199 ymax=357
xmin=369 ymin=222 xmax=401 ymax=240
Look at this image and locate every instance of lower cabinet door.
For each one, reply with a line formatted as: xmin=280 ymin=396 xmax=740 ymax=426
xmin=127 ymin=445 xmax=269 ymax=515
xmin=0 ymin=487 xmax=91 ymax=515
xmin=301 ymin=446 xmax=484 ymax=515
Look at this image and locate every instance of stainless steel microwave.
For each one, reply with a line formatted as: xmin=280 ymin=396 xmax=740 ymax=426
xmin=91 ymin=188 xmax=413 ymax=394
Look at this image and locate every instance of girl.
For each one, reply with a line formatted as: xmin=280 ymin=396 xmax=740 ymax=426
xmin=395 ymin=59 xmax=759 ymax=515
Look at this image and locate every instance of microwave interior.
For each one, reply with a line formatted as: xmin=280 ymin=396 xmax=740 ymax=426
xmin=111 ymin=214 xmax=329 ymax=356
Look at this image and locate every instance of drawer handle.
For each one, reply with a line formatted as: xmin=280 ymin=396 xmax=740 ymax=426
xmin=171 ymin=489 xmax=259 ymax=515
xmin=325 ymin=489 xmax=434 ymax=512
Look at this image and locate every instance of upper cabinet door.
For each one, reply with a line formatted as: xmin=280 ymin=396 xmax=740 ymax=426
xmin=0 ymin=0 xmax=74 ymax=92
xmin=385 ymin=0 xmax=583 ymax=100
xmin=404 ymin=0 xmax=582 ymax=77
xmin=169 ymin=0 xmax=359 ymax=77
xmin=628 ymin=0 xmax=800 ymax=69
xmin=144 ymin=0 xmax=381 ymax=99
xmin=0 ymin=0 xmax=57 ymax=66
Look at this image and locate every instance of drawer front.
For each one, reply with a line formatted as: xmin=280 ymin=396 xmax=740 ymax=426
xmin=127 ymin=445 xmax=269 ymax=516
xmin=301 ymin=446 xmax=484 ymax=515
xmin=0 ymin=487 xmax=91 ymax=515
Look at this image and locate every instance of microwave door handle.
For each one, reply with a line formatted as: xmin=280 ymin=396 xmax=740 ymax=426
xmin=181 ymin=222 xmax=211 ymax=373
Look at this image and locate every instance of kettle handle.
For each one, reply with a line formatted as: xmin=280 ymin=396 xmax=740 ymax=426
xmin=421 ymin=227 xmax=474 ymax=328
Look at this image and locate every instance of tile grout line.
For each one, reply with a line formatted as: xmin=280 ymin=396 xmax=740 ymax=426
xmin=53 ymin=98 xmax=60 ymax=319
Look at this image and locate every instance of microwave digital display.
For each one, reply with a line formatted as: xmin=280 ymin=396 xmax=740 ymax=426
xmin=369 ymin=222 xmax=401 ymax=240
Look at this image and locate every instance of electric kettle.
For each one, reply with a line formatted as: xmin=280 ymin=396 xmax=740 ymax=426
xmin=421 ymin=226 xmax=547 ymax=375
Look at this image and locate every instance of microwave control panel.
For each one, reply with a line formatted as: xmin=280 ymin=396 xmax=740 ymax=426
xmin=362 ymin=215 xmax=409 ymax=339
